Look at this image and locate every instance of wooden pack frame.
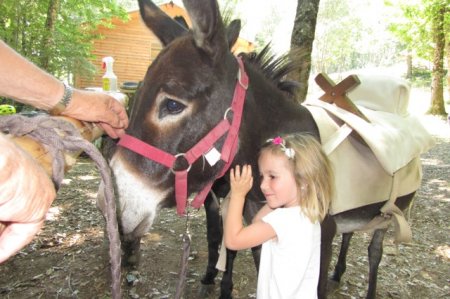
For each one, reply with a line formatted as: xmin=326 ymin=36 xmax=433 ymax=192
xmin=315 ymin=73 xmax=370 ymax=123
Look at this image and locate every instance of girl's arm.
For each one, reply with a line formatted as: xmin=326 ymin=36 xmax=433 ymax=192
xmin=224 ymin=165 xmax=277 ymax=251
xmin=252 ymin=204 xmax=274 ymax=223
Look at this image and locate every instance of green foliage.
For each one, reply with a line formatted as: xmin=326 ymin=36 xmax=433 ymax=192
xmin=386 ymin=0 xmax=449 ymax=62
xmin=218 ymin=0 xmax=240 ymax=27
xmin=0 ymin=0 xmax=128 ymax=81
xmin=410 ymin=66 xmax=432 ymax=87
xmin=312 ymin=0 xmax=401 ymax=74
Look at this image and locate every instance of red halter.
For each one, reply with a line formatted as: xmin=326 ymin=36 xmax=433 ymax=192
xmin=117 ymin=57 xmax=248 ymax=215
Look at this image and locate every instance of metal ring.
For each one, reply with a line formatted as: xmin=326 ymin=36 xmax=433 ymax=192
xmin=223 ymin=107 xmax=232 ymax=120
xmin=170 ymin=153 xmax=192 ymax=173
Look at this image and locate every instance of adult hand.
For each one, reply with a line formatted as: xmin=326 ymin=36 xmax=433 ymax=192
xmin=61 ymin=89 xmax=129 ymax=139
xmin=0 ymin=136 xmax=56 ymax=263
xmin=230 ymin=164 xmax=253 ymax=200
xmin=0 ymin=40 xmax=127 ymax=138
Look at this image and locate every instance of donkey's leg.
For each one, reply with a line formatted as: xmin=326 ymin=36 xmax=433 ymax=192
xmin=121 ymin=237 xmax=142 ymax=267
xmin=201 ymin=193 xmax=221 ymax=285
xmin=98 ymin=179 xmax=144 ymax=268
xmin=219 ymin=195 xmax=263 ymax=298
xmin=199 ymin=179 xmax=232 ymax=297
xmin=120 ymin=219 xmax=153 ymax=268
xmin=366 ymin=228 xmax=387 ymax=299
xmin=318 ymin=214 xmax=337 ymax=299
xmin=331 ymin=232 xmax=354 ymax=283
xmin=219 ymin=249 xmax=238 ymax=299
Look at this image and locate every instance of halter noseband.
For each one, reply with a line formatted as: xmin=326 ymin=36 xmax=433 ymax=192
xmin=117 ymin=57 xmax=248 ymax=215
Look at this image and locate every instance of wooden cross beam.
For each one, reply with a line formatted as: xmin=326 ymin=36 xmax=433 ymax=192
xmin=315 ymin=73 xmax=370 ymax=122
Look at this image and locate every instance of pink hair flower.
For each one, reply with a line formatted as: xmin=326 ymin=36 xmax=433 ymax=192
xmin=266 ymin=136 xmax=295 ymax=159
xmin=272 ymin=136 xmax=283 ymax=145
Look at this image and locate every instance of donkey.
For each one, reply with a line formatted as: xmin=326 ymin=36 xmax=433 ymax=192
xmin=98 ymin=0 xmax=422 ymax=298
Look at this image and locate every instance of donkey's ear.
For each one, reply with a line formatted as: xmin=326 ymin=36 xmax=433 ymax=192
xmin=227 ymin=19 xmax=241 ymax=50
xmin=183 ymin=0 xmax=228 ymax=62
xmin=138 ymin=0 xmax=188 ymax=46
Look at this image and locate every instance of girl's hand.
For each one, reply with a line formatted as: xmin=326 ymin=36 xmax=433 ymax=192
xmin=230 ymin=164 xmax=253 ymax=199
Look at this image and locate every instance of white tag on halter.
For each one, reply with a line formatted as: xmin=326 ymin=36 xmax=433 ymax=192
xmin=204 ymin=147 xmax=221 ymax=166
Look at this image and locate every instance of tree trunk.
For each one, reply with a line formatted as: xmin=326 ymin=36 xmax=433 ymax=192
xmin=427 ymin=4 xmax=446 ymax=116
xmin=288 ymin=0 xmax=321 ymax=102
xmin=40 ymin=0 xmax=60 ymax=71
xmin=406 ymin=51 xmax=412 ymax=79
xmin=446 ymin=33 xmax=450 ymax=100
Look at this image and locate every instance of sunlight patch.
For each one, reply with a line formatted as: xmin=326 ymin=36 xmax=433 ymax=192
xmin=421 ymin=158 xmax=440 ymax=166
xmin=68 ymin=233 xmax=85 ymax=246
xmin=77 ymin=175 xmax=97 ymax=181
xmin=435 ymin=245 xmax=450 ymax=261
xmin=146 ymin=233 xmax=162 ymax=242
xmin=86 ymin=192 xmax=98 ymax=199
xmin=46 ymin=206 xmax=62 ymax=221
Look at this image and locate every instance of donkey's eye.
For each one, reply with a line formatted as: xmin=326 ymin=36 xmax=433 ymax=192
xmin=163 ymin=99 xmax=185 ymax=115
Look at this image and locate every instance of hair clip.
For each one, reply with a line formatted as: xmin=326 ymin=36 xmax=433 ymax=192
xmin=267 ymin=136 xmax=295 ymax=159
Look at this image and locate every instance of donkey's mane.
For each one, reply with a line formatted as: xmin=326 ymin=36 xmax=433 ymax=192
xmin=239 ymin=44 xmax=302 ymax=97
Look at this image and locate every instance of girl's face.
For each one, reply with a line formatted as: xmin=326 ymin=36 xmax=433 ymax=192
xmin=258 ymin=150 xmax=299 ymax=209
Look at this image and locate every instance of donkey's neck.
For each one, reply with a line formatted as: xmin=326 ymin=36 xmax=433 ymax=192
xmin=245 ymin=67 xmax=319 ymax=141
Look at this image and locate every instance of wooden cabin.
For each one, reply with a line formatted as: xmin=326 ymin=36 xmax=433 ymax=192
xmin=74 ymin=1 xmax=254 ymax=89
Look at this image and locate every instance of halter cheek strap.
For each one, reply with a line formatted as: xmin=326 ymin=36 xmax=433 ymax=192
xmin=118 ymin=57 xmax=248 ymax=215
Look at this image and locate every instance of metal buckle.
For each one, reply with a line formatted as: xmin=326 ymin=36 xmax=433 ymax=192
xmin=171 ymin=153 xmax=192 ymax=173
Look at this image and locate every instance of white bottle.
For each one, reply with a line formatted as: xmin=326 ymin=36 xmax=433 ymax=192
xmin=102 ymin=56 xmax=117 ymax=92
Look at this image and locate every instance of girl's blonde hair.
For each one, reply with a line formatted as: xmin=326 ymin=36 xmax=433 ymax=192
xmin=261 ymin=133 xmax=334 ymax=223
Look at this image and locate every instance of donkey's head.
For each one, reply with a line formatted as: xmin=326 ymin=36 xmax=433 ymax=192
xmin=109 ymin=0 xmax=243 ymax=228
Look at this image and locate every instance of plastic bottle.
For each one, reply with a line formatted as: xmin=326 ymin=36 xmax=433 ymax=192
xmin=102 ymin=56 xmax=117 ymax=92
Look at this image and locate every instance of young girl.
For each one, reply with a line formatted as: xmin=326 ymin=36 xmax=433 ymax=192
xmin=224 ymin=133 xmax=334 ymax=299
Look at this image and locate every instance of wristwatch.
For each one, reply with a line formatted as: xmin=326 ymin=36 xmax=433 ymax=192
xmin=49 ymin=81 xmax=73 ymax=116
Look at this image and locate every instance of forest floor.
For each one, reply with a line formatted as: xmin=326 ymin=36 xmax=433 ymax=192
xmin=0 ymin=88 xmax=448 ymax=299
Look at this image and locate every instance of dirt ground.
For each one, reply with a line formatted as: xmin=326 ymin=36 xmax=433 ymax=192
xmin=0 ymin=114 xmax=448 ymax=299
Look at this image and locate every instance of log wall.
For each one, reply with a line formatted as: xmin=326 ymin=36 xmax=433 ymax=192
xmin=75 ymin=2 xmax=253 ymax=89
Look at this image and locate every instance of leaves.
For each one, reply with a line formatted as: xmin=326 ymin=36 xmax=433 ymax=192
xmin=0 ymin=0 xmax=128 ymax=80
xmin=313 ymin=0 xmax=400 ymax=74
xmin=387 ymin=0 xmax=449 ymax=62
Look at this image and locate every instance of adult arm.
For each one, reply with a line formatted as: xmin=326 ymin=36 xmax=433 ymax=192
xmin=0 ymin=40 xmax=128 ymax=138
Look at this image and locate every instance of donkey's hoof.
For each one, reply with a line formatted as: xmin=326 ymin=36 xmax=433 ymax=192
xmin=326 ymin=279 xmax=341 ymax=294
xmin=201 ymin=269 xmax=218 ymax=285
xmin=197 ymin=283 xmax=216 ymax=298
xmin=123 ymin=254 xmax=140 ymax=268
xmin=121 ymin=238 xmax=142 ymax=268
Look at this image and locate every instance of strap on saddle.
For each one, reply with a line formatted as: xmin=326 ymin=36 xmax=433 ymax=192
xmin=359 ymin=171 xmax=412 ymax=243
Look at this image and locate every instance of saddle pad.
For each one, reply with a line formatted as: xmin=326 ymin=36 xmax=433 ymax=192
xmin=348 ymin=73 xmax=411 ymax=116
xmin=305 ymin=104 xmax=423 ymax=215
xmin=305 ymin=98 xmax=435 ymax=175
